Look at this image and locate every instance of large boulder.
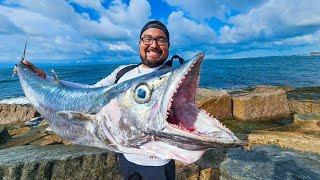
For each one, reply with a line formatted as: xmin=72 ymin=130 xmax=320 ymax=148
xmin=196 ymin=88 xmax=232 ymax=120
xmin=231 ymin=86 xmax=291 ymax=121
xmin=220 ymin=145 xmax=320 ymax=179
xmin=0 ymin=145 xmax=121 ymax=180
xmin=0 ymin=103 xmax=38 ymax=124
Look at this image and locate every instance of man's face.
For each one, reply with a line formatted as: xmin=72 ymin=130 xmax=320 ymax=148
xmin=139 ymin=28 xmax=169 ymax=68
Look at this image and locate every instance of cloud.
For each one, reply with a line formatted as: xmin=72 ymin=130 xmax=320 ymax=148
xmin=164 ymin=0 xmax=229 ymax=20
xmin=218 ymin=0 xmax=320 ymax=44
xmin=67 ymin=0 xmax=103 ymax=11
xmin=272 ymin=30 xmax=320 ymax=47
xmin=0 ymin=0 xmax=319 ymax=61
xmin=167 ymin=11 xmax=216 ymax=49
xmin=2 ymin=0 xmax=131 ymax=40
xmin=0 ymin=14 xmax=22 ymax=34
xmin=0 ymin=5 xmax=77 ymax=37
xmin=107 ymin=42 xmax=134 ymax=52
xmin=0 ymin=0 xmax=151 ymax=62
xmin=105 ymin=0 xmax=151 ymax=35
xmin=224 ymin=0 xmax=266 ymax=13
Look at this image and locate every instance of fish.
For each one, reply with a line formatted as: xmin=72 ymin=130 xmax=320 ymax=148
xmin=15 ymin=45 xmax=241 ymax=164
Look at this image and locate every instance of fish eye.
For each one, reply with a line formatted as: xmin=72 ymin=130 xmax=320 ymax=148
xmin=134 ymin=83 xmax=152 ymax=104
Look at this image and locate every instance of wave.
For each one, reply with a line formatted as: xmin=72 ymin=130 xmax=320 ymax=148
xmin=0 ymin=96 xmax=30 ymax=105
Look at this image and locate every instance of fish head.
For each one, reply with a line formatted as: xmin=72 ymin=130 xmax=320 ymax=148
xmin=100 ymin=53 xmax=241 ymax=163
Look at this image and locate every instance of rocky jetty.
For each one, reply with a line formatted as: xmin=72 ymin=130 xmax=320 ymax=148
xmin=1 ymin=86 xmax=320 ymax=179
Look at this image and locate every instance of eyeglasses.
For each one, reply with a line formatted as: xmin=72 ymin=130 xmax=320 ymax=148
xmin=140 ymin=36 xmax=168 ymax=45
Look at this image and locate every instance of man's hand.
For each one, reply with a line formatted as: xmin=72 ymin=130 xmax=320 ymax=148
xmin=22 ymin=60 xmax=46 ymax=79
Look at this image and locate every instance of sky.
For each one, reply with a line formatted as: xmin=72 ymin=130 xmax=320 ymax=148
xmin=0 ymin=0 xmax=319 ymax=63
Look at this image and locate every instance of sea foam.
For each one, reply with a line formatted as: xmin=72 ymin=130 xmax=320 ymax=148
xmin=0 ymin=97 xmax=30 ymax=105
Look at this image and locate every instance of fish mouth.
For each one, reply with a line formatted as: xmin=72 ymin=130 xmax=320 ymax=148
xmin=162 ymin=53 xmax=240 ymax=147
xmin=165 ymin=53 xmax=202 ymax=132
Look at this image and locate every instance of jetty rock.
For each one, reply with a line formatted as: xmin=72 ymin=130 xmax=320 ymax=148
xmin=220 ymin=145 xmax=320 ymax=180
xmin=0 ymin=145 xmax=121 ymax=180
xmin=0 ymin=145 xmax=223 ymax=180
xmin=196 ymin=88 xmax=232 ymax=120
xmin=231 ymin=86 xmax=292 ymax=121
xmin=287 ymin=86 xmax=320 ymax=114
xmin=0 ymin=103 xmax=38 ymax=125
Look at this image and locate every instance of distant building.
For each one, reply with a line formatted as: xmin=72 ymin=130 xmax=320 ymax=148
xmin=310 ymin=52 xmax=320 ymax=56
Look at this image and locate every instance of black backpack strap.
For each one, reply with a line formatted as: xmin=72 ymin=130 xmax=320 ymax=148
xmin=115 ymin=64 xmax=140 ymax=84
xmin=164 ymin=55 xmax=185 ymax=67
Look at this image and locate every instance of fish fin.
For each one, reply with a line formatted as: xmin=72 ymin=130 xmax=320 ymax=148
xmin=12 ymin=65 xmax=18 ymax=77
xmin=21 ymin=35 xmax=29 ymax=62
xmin=51 ymin=69 xmax=61 ymax=84
xmin=56 ymin=111 xmax=95 ymax=123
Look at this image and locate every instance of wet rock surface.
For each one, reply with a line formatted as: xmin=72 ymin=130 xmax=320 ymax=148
xmin=220 ymin=145 xmax=320 ymax=180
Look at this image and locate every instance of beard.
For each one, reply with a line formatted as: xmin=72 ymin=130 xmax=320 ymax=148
xmin=140 ymin=49 xmax=168 ymax=68
xmin=140 ymin=55 xmax=166 ymax=68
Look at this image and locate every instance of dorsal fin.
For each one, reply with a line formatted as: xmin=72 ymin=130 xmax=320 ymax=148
xmin=21 ymin=36 xmax=29 ymax=62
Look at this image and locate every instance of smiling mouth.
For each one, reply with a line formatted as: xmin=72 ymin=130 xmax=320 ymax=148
xmin=147 ymin=51 xmax=160 ymax=57
xmin=147 ymin=50 xmax=161 ymax=56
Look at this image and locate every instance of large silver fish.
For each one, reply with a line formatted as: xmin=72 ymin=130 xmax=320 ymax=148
xmin=15 ymin=50 xmax=241 ymax=164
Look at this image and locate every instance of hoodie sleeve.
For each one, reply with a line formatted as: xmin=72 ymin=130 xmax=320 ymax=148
xmin=46 ymin=65 xmax=130 ymax=88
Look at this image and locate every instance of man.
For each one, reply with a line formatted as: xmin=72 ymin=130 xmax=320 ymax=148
xmin=23 ymin=20 xmax=175 ymax=180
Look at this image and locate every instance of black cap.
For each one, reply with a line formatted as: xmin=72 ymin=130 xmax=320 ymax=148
xmin=140 ymin=20 xmax=170 ymax=45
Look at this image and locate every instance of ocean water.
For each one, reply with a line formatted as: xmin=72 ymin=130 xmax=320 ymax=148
xmin=1 ymin=55 xmax=320 ymax=101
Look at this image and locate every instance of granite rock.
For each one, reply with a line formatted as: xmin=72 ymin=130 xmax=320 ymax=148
xmin=287 ymin=86 xmax=320 ymax=114
xmin=0 ymin=145 xmax=121 ymax=180
xmin=0 ymin=103 xmax=38 ymax=124
xmin=220 ymin=145 xmax=320 ymax=180
xmin=196 ymin=88 xmax=232 ymax=120
xmin=288 ymin=100 xmax=320 ymax=114
xmin=232 ymin=87 xmax=291 ymax=121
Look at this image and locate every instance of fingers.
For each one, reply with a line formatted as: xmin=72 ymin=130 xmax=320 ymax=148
xmin=22 ymin=60 xmax=36 ymax=69
xmin=22 ymin=60 xmax=31 ymax=65
xmin=22 ymin=60 xmax=46 ymax=79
